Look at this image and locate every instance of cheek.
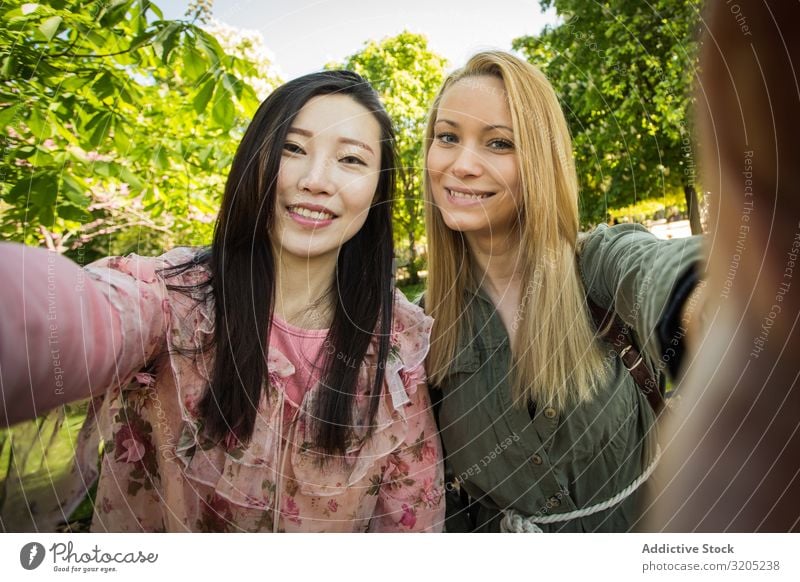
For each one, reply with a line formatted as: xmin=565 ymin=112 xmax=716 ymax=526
xmin=426 ymin=148 xmax=449 ymax=178
xmin=344 ymin=213 xmax=371 ymax=240
xmin=503 ymin=176 xmax=522 ymax=206
xmin=276 ymin=158 xmax=292 ymax=189
xmin=426 ymin=172 xmax=449 ymax=208
xmin=495 ymin=159 xmax=521 ymax=193
xmin=343 ymin=179 xmax=379 ymax=227
xmin=335 ymin=206 xmax=372 ymax=249
xmin=275 ymin=168 xmax=300 ymax=209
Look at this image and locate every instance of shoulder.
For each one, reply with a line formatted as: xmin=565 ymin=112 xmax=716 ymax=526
xmin=391 ymin=288 xmax=433 ymax=373
xmin=393 ymin=287 xmax=431 ymax=320
xmin=393 ymin=288 xmax=431 ymax=325
xmin=157 ymin=247 xmax=212 ymax=287
xmin=84 ymin=248 xmax=213 ymax=332
xmin=85 ymin=247 xmax=210 ymax=288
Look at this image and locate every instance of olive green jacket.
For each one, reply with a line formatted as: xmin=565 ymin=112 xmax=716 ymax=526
xmin=434 ymin=223 xmax=703 ymax=532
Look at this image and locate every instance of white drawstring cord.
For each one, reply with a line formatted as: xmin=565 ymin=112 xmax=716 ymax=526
xmin=501 ymin=445 xmax=661 ymax=533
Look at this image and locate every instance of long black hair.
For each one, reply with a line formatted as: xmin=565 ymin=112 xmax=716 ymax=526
xmin=172 ymin=71 xmax=396 ymax=455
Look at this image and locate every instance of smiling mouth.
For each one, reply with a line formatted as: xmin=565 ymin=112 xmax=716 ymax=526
xmin=445 ymin=187 xmax=495 ymax=200
xmin=287 ymin=205 xmax=337 ymax=221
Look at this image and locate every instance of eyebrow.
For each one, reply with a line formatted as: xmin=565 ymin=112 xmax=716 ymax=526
xmin=287 ymin=127 xmax=375 ymax=155
xmin=434 ymin=118 xmax=514 ymax=133
xmin=341 ymin=137 xmax=375 ymax=155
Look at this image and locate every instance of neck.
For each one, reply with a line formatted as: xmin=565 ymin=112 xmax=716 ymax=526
xmin=464 ymin=228 xmax=525 ymax=350
xmin=273 ymin=251 xmax=338 ymax=329
xmin=465 ymin=229 xmax=524 ymax=298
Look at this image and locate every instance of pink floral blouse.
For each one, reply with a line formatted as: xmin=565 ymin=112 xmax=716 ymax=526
xmin=9 ymin=247 xmax=444 ymax=532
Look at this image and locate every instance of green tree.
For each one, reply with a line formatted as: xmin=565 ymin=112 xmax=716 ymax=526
xmin=0 ymin=1 xmax=284 ymax=529
xmin=333 ymin=31 xmax=447 ymax=284
xmin=513 ymin=0 xmax=703 ymax=231
xmin=0 ymin=0 xmax=280 ymax=260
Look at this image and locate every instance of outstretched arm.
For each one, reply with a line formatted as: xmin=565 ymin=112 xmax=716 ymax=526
xmin=578 ymin=223 xmax=705 ymax=372
xmin=0 ymin=243 xmax=168 ymax=426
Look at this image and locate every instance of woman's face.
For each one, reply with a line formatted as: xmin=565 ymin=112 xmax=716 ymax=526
xmin=273 ymin=94 xmax=381 ymax=263
xmin=427 ymin=75 xmax=521 ymax=238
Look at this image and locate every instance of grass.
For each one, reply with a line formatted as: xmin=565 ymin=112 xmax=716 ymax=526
xmin=0 ymin=403 xmax=93 ymax=531
xmin=398 ymin=281 xmax=426 ymax=303
xmin=607 ymin=190 xmax=690 ymax=223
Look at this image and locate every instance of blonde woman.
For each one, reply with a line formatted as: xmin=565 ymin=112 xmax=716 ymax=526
xmin=422 ymin=51 xmax=703 ymax=532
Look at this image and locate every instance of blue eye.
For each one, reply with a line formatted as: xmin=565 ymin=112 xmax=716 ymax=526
xmin=489 ymin=139 xmax=514 ymax=150
xmin=435 ymin=132 xmax=458 ymax=145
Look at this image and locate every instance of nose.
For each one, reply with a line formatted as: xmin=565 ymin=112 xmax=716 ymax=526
xmin=297 ymin=156 xmax=334 ymax=195
xmin=451 ymin=144 xmax=484 ymax=179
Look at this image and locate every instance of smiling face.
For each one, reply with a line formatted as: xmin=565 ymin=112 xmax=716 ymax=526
xmin=426 ymin=75 xmax=521 ymax=240
xmin=273 ymin=94 xmax=382 ymax=264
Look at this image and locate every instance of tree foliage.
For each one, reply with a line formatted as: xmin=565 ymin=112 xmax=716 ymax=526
xmin=513 ymin=0 xmax=703 ymax=229
xmin=0 ymin=0 xmax=707 ymax=265
xmin=333 ymin=31 xmax=447 ymax=283
xmin=0 ymin=0 xmax=280 ymax=260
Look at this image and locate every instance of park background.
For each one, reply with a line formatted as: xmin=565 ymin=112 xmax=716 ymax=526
xmin=0 ymin=0 xmax=704 ymax=529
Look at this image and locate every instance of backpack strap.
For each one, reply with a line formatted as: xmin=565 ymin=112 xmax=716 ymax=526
xmin=587 ymin=298 xmax=666 ymax=416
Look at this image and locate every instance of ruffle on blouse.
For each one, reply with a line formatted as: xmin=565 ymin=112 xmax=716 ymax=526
xmin=55 ymin=248 xmax=201 ymax=525
xmin=169 ymin=283 xmax=433 ymax=509
xmin=84 ymin=252 xmax=173 ymax=380
xmin=71 ymin=247 xmax=432 ymax=515
xmin=63 ymin=248 xmax=433 ymax=524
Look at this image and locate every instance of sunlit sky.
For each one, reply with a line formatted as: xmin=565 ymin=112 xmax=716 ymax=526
xmin=158 ymin=0 xmax=559 ymax=79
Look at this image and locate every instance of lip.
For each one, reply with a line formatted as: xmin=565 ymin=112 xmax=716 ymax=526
xmin=286 ymin=203 xmax=337 ymax=228
xmin=444 ymin=186 xmax=496 ymax=206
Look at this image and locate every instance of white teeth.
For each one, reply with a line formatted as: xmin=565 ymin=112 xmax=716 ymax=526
xmin=447 ymin=188 xmax=491 ymax=200
xmin=289 ymin=206 xmax=334 ymax=220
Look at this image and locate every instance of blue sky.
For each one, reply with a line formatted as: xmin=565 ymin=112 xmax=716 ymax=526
xmin=157 ymin=0 xmax=559 ymax=79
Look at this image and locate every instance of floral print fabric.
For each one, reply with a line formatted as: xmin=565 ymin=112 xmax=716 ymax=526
xmin=69 ymin=248 xmax=444 ymax=532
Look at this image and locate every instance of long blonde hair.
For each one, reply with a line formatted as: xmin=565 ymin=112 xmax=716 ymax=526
xmin=424 ymin=51 xmax=607 ymax=410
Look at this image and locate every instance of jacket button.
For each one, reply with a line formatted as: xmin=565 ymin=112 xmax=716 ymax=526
xmin=531 ymin=454 xmax=543 ymax=465
xmin=543 ymin=407 xmax=557 ymax=419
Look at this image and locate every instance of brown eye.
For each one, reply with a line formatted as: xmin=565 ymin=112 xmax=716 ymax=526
xmin=340 ymin=155 xmax=366 ymax=165
xmin=283 ymin=142 xmax=305 ymax=155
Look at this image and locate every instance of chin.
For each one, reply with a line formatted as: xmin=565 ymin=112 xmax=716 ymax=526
xmin=276 ymin=240 xmax=337 ymax=261
xmin=440 ymin=214 xmax=483 ymax=234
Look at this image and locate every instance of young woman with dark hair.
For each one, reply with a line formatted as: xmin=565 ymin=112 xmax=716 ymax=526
xmin=0 ymin=70 xmax=444 ymax=532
